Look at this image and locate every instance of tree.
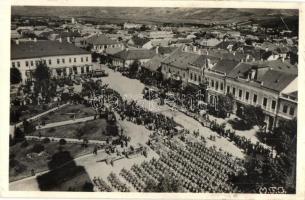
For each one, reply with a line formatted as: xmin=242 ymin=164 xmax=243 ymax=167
xmin=217 ymin=93 xmax=235 ymax=118
xmin=33 ymin=62 xmax=50 ymax=82
xmin=242 ymin=105 xmax=265 ymax=128
xmin=129 ymin=60 xmax=140 ymax=77
xmin=59 ymin=139 xmax=67 ymax=145
xmin=33 ymin=62 xmax=51 ymax=101
xmin=10 ymin=67 xmax=22 ymax=84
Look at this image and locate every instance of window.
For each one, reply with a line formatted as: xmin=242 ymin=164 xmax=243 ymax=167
xmin=12 ymin=62 xmax=15 ymax=68
xmin=194 ymin=74 xmax=197 ymax=82
xmin=215 ymin=81 xmax=219 ymax=90
xmin=183 ymin=73 xmax=185 ymax=78
xmin=86 ymin=66 xmax=89 ymax=72
xmin=289 ymin=107 xmax=295 ymax=116
xmin=198 ymin=76 xmax=201 ymax=83
xmin=232 ymin=87 xmax=236 ymax=96
xmin=31 ymin=61 xmax=34 ymax=66
xmin=74 ymin=58 xmax=76 ymax=63
xmin=81 ymin=57 xmax=84 ymax=62
xmin=69 ymin=58 xmax=72 ymax=63
xmin=25 ymin=61 xmax=29 ymax=67
xmin=227 ymin=86 xmax=230 ymax=94
xmin=283 ymin=105 xmax=288 ymax=113
xmin=81 ymin=67 xmax=84 ymax=74
xmin=86 ymin=57 xmax=88 ymax=62
xmin=211 ymin=80 xmax=214 ymax=88
xmin=17 ymin=62 xmax=20 ymax=67
xmin=271 ymin=100 xmax=276 ymax=110
xmin=57 ymin=59 xmax=60 ymax=64
xmin=48 ymin=59 xmax=52 ymax=65
xmin=220 ymin=83 xmax=223 ymax=91
xmin=62 ymin=58 xmax=65 ymax=63
xmin=263 ymin=97 xmax=268 ymax=107
xmin=253 ymin=94 xmax=257 ymax=103
xmin=245 ymin=91 xmax=249 ymax=100
xmin=239 ymin=89 xmax=243 ymax=98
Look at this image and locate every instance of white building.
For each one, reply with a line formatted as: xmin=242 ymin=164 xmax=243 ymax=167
xmin=11 ymin=40 xmax=92 ymax=83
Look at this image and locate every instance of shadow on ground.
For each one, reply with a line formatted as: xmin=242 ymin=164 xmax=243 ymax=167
xmin=36 ymin=150 xmax=93 ymax=191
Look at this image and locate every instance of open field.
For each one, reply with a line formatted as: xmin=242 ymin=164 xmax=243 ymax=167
xmin=39 ymin=104 xmax=96 ymax=124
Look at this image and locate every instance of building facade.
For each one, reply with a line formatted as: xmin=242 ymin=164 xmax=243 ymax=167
xmin=11 ymin=40 xmax=92 ymax=83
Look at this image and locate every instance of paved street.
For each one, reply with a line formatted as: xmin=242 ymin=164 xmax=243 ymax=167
xmin=99 ymin=64 xmax=246 ymax=159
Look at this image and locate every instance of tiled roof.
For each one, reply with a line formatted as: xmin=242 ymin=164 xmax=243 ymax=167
xmin=227 ymin=62 xmax=254 ymax=79
xmin=255 ymin=60 xmax=298 ymax=75
xmin=112 ymin=48 xmax=156 ymax=61
xmin=211 ymin=59 xmax=240 ymax=75
xmin=227 ymin=61 xmax=297 ymax=92
xmin=86 ymin=34 xmax=119 ymax=45
xmin=258 ymin=70 xmax=297 ymax=92
xmin=11 ymin=40 xmax=90 ymax=60
xmin=142 ymin=54 xmax=164 ymax=71
xmin=105 ymin=47 xmax=124 ymax=55
xmin=162 ymin=48 xmax=206 ymax=70
xmin=153 ymin=46 xmax=178 ymax=55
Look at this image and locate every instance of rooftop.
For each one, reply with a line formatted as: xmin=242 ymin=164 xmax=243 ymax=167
xmin=11 ymin=40 xmax=90 ymax=60
xmin=112 ymin=48 xmax=156 ymax=60
xmin=86 ymin=34 xmax=119 ymax=45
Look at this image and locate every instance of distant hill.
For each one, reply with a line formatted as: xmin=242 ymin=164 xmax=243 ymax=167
xmin=11 ymin=6 xmax=298 ymax=25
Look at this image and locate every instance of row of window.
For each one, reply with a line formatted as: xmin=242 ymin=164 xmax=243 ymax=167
xmin=227 ymin=85 xmax=277 ymax=110
xmin=189 ymin=72 xmax=202 ymax=83
xmin=12 ymin=57 xmax=89 ymax=68
xmin=282 ymin=104 xmax=295 ymax=116
xmin=210 ymin=79 xmax=224 ymax=91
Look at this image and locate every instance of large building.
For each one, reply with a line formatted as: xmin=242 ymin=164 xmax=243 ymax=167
xmin=206 ymin=59 xmax=297 ymax=130
xmin=11 ymin=40 xmax=92 ymax=83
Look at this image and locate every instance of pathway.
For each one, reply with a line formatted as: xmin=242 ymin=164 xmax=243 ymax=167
xmin=10 ymin=103 xmax=69 ymax=136
xmin=35 ymin=116 xmax=95 ymax=130
xmin=25 ymin=135 xmax=107 ymax=145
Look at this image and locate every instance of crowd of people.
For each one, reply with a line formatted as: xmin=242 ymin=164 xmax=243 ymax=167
xmin=92 ymin=176 xmax=112 ymax=192
xmin=81 ymin=81 xmax=273 ymax=193
xmin=107 ymin=172 xmax=130 ymax=192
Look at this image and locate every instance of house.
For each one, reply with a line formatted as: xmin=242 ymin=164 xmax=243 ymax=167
xmin=161 ymin=47 xmax=208 ymax=85
xmin=112 ymin=48 xmax=156 ymax=67
xmin=84 ymin=34 xmax=124 ymax=53
xmin=11 ymin=40 xmax=92 ymax=83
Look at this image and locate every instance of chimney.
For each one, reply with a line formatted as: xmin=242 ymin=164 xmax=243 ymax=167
xmin=15 ymin=39 xmax=19 ymax=45
xmin=34 ymin=38 xmax=37 ymax=42
xmin=281 ymin=57 xmax=285 ymax=62
xmin=156 ymin=46 xmax=159 ymax=54
xmin=67 ymin=37 xmax=71 ymax=43
xmin=59 ymin=37 xmax=62 ymax=43
xmin=261 ymin=81 xmax=264 ymax=86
